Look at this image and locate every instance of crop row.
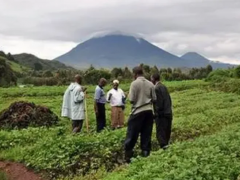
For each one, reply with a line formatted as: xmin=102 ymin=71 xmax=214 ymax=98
xmin=104 ymin=122 xmax=240 ymax=180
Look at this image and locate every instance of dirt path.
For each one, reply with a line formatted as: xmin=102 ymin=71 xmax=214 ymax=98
xmin=0 ymin=161 xmax=43 ymax=180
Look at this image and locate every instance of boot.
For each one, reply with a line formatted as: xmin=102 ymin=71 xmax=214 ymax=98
xmin=125 ymin=150 xmax=133 ymax=163
xmin=141 ymin=151 xmax=150 ymax=157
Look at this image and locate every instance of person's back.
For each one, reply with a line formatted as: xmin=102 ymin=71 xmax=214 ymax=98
xmin=155 ymin=82 xmax=172 ymax=117
xmin=61 ymin=75 xmax=85 ymax=133
xmin=151 ymin=73 xmax=173 ymax=149
xmin=129 ymin=77 xmax=155 ymax=114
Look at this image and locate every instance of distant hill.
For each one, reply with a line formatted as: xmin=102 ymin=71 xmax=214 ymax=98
xmin=55 ymin=34 xmax=186 ymax=68
xmin=181 ymin=52 xmax=234 ymax=69
xmin=13 ymin=53 xmax=74 ymax=71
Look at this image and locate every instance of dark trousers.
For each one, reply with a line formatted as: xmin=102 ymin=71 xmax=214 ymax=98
xmin=96 ymin=103 xmax=106 ymax=132
xmin=125 ymin=110 xmax=153 ymax=152
xmin=155 ymin=116 xmax=172 ymax=148
xmin=72 ymin=120 xmax=84 ymax=133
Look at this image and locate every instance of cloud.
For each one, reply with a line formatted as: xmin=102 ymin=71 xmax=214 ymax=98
xmin=0 ymin=0 xmax=240 ymax=63
xmin=0 ymin=35 xmax=77 ymax=59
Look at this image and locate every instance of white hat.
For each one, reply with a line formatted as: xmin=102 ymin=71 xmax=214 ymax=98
xmin=113 ymin=80 xmax=119 ymax=84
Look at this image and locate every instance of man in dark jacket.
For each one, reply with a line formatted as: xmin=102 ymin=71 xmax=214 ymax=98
xmin=151 ymin=73 xmax=173 ymax=149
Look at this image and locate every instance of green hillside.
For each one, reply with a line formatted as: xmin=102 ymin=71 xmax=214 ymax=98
xmin=3 ymin=57 xmax=29 ymax=73
xmin=0 ymin=56 xmax=17 ymax=87
xmin=13 ymin=53 xmax=74 ymax=71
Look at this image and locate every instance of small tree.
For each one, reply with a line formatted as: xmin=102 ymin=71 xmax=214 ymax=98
xmin=34 ymin=63 xmax=43 ymax=71
xmin=234 ymin=66 xmax=240 ymax=78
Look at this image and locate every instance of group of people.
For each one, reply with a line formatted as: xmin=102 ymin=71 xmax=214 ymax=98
xmin=61 ymin=66 xmax=172 ymax=162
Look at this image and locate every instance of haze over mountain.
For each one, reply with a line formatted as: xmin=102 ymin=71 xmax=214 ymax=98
xmin=55 ymin=34 xmax=235 ymax=69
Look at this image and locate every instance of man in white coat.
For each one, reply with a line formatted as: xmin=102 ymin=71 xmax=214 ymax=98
xmin=62 ymin=75 xmax=86 ymax=133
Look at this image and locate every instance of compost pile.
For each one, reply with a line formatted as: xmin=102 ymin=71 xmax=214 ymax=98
xmin=0 ymin=101 xmax=58 ymax=129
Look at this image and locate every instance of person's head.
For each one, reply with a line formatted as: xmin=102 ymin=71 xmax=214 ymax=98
xmin=75 ymin=74 xmax=82 ymax=84
xmin=112 ymin=80 xmax=119 ymax=89
xmin=99 ymin=78 xmax=107 ymax=87
xmin=151 ymin=73 xmax=160 ymax=85
xmin=132 ymin=66 xmax=144 ymax=79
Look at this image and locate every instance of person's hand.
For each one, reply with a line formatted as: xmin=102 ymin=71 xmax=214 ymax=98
xmin=95 ymin=110 xmax=99 ymax=117
xmin=108 ymin=93 xmax=112 ymax=101
xmin=82 ymin=87 xmax=87 ymax=92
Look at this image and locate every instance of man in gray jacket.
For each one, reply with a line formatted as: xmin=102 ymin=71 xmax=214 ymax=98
xmin=124 ymin=66 xmax=156 ymax=163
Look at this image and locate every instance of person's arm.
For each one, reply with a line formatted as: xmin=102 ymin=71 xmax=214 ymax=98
xmin=162 ymin=86 xmax=172 ymax=116
xmin=121 ymin=89 xmax=126 ymax=104
xmin=74 ymin=87 xmax=84 ymax=103
xmin=106 ymin=90 xmax=112 ymax=102
xmin=128 ymin=83 xmax=136 ymax=104
xmin=152 ymin=86 xmax=158 ymax=117
xmin=94 ymin=88 xmax=101 ymax=115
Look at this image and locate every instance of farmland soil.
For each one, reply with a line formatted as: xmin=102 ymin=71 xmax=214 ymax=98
xmin=0 ymin=161 xmax=43 ymax=180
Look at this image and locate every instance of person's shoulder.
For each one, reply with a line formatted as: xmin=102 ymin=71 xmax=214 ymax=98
xmin=75 ymin=83 xmax=82 ymax=91
xmin=146 ymin=79 xmax=154 ymax=87
xmin=158 ymin=83 xmax=169 ymax=91
xmin=130 ymin=80 xmax=138 ymax=86
xmin=108 ymin=88 xmax=114 ymax=93
xmin=95 ymin=85 xmax=100 ymax=90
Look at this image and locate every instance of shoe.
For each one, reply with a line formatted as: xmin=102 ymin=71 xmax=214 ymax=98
xmin=125 ymin=150 xmax=133 ymax=163
xmin=141 ymin=151 xmax=150 ymax=157
xmin=161 ymin=144 xmax=169 ymax=150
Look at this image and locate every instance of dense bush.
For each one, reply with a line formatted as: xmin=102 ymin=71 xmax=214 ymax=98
xmin=206 ymin=68 xmax=233 ymax=82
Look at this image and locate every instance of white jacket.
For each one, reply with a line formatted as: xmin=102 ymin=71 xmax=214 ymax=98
xmin=61 ymin=82 xmax=85 ymax=120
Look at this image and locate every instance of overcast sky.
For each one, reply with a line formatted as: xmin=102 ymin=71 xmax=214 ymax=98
xmin=0 ymin=0 xmax=240 ymax=64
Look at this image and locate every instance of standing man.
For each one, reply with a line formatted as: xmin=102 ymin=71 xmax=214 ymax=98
xmin=151 ymin=73 xmax=173 ymax=149
xmin=124 ymin=66 xmax=156 ymax=163
xmin=107 ymin=80 xmax=126 ymax=130
xmin=61 ymin=75 xmax=86 ymax=133
xmin=94 ymin=78 xmax=107 ymax=132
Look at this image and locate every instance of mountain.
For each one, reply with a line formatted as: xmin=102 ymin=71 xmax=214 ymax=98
xmin=55 ymin=34 xmax=186 ymax=68
xmin=55 ymin=34 xmax=236 ymax=69
xmin=181 ymin=52 xmax=234 ymax=69
xmin=13 ymin=53 xmax=74 ymax=71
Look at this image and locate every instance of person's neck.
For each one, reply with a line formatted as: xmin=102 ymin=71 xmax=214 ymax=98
xmin=114 ymin=88 xmax=118 ymax=90
xmin=137 ymin=75 xmax=144 ymax=78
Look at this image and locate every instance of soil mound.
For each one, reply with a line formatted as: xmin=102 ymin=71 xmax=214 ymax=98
xmin=0 ymin=161 xmax=43 ymax=180
xmin=0 ymin=101 xmax=58 ymax=129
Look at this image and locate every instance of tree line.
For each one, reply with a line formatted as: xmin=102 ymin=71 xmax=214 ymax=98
xmin=21 ymin=64 xmax=214 ymax=86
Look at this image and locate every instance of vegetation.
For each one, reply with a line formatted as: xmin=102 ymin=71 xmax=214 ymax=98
xmin=0 ymin=171 xmax=8 ymax=180
xmin=0 ymin=80 xmax=240 ymax=179
xmin=104 ymin=122 xmax=240 ymax=180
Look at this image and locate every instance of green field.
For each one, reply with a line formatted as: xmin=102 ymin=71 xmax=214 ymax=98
xmin=0 ymin=80 xmax=240 ymax=180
